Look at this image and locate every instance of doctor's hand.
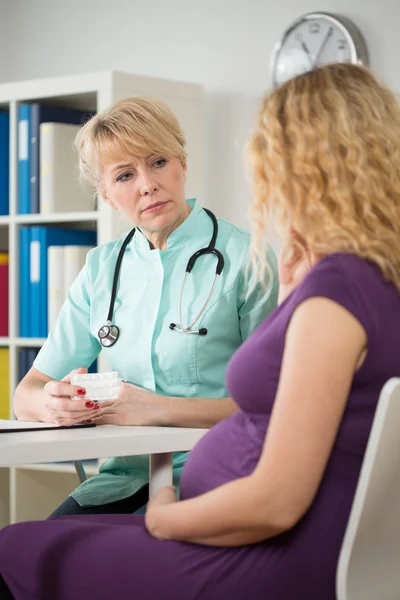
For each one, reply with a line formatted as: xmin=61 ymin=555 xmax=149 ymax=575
xmin=43 ymin=367 xmax=101 ymax=426
xmin=90 ymin=381 xmax=162 ymax=426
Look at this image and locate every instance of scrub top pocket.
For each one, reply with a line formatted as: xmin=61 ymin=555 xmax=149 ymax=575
xmin=153 ymin=320 xmax=199 ymax=385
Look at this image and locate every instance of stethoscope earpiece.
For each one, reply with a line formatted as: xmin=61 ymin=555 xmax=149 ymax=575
xmin=169 ymin=323 xmax=208 ymax=336
xmin=98 ymin=209 xmax=222 ymax=347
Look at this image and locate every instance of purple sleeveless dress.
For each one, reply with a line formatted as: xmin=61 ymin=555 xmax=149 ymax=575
xmin=1 ymin=253 xmax=399 ymax=600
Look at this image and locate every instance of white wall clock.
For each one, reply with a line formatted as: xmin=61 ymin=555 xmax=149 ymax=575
xmin=270 ymin=12 xmax=369 ymax=88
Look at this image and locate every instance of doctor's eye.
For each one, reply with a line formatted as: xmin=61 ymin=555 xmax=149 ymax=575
xmin=116 ymin=172 xmax=133 ymax=183
xmin=152 ymin=157 xmax=168 ymax=169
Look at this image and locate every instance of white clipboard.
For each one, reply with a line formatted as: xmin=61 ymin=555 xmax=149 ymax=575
xmin=0 ymin=419 xmax=96 ymax=433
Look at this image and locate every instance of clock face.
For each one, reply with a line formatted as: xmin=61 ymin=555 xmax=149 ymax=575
xmin=272 ymin=13 xmax=367 ymax=88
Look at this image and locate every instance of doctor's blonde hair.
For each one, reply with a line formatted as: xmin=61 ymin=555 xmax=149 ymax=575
xmin=75 ymin=96 xmax=187 ymax=188
xmin=248 ymin=63 xmax=400 ymax=292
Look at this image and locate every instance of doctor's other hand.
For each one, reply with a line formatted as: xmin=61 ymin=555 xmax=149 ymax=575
xmin=43 ymin=367 xmax=100 ymax=426
xmin=90 ymin=381 xmax=161 ymax=426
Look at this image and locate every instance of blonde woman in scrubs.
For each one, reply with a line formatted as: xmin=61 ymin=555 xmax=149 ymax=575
xmin=13 ymin=97 xmax=278 ymax=516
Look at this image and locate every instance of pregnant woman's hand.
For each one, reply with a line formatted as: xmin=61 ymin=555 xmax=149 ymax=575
xmin=145 ymin=486 xmax=178 ymax=539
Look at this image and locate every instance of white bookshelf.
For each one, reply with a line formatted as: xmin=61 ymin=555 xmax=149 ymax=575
xmin=0 ymin=70 xmax=205 ymax=526
xmin=14 ymin=210 xmax=99 ymax=224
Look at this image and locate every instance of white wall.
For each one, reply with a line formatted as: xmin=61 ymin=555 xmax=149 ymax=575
xmin=0 ymin=1 xmax=10 ymax=83
xmin=1 ymin=0 xmax=399 ymax=229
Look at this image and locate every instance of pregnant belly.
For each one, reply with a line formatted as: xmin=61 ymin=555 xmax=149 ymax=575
xmin=180 ymin=411 xmax=267 ymax=500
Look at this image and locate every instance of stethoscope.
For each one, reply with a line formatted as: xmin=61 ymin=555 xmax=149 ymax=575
xmin=98 ymin=208 xmax=225 ymax=348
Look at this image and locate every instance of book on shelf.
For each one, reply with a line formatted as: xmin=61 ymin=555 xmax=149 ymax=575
xmin=48 ymin=245 xmax=94 ymax=331
xmin=0 ymin=348 xmax=9 ymax=419
xmin=0 ymin=252 xmax=8 ymax=337
xmin=19 ymin=226 xmax=96 ymax=338
xmin=0 ymin=111 xmax=9 ymax=216
xmin=18 ymin=103 xmax=92 ymax=215
xmin=40 ymin=122 xmax=94 ymax=214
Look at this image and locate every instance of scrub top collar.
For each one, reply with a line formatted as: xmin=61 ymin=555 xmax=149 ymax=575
xmin=131 ymin=198 xmax=201 ymax=252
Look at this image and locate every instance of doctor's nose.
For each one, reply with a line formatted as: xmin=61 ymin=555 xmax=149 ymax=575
xmin=139 ymin=171 xmax=159 ymax=196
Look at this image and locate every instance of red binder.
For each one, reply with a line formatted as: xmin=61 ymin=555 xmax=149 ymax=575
xmin=0 ymin=254 xmax=9 ymax=336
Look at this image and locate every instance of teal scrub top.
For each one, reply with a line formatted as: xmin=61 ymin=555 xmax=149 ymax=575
xmin=34 ymin=199 xmax=278 ymax=506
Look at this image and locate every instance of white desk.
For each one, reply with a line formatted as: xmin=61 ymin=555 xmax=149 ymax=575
xmin=0 ymin=425 xmax=208 ymax=497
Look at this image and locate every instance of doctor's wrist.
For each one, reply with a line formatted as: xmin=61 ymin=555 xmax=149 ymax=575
xmin=154 ymin=394 xmax=200 ymax=428
xmin=150 ymin=393 xmax=171 ymax=426
xmin=115 ymin=382 xmax=170 ymax=427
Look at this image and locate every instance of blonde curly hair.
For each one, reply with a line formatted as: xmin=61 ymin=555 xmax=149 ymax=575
xmin=248 ymin=63 xmax=400 ymax=292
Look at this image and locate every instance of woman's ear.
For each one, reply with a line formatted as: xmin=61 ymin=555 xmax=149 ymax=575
xmin=99 ymin=184 xmax=107 ymax=202
xmin=100 ymin=187 xmax=117 ymax=210
xmin=181 ymin=158 xmax=187 ymax=181
xmin=278 ymin=229 xmax=309 ymax=285
xmin=288 ymin=227 xmax=307 ymax=248
xmin=278 ymin=245 xmax=304 ymax=285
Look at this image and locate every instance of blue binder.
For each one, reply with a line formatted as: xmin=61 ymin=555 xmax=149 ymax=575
xmin=20 ymin=347 xmax=92 ymax=380
xmin=27 ymin=348 xmax=39 ymax=371
xmin=29 ymin=105 xmax=92 ymax=214
xmin=19 ymin=227 xmax=31 ymax=337
xmin=0 ymin=112 xmax=9 ymax=215
xmin=17 ymin=105 xmax=30 ymax=214
xmin=88 ymin=359 xmax=97 ymax=373
xmin=29 ymin=227 xmax=96 ymax=338
xmin=18 ymin=349 xmax=29 ymax=383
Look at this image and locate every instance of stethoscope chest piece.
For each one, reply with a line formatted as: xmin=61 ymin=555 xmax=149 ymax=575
xmin=98 ymin=321 xmax=120 ymax=348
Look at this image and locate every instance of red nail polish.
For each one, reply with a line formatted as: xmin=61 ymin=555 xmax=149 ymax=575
xmin=77 ymin=389 xmax=86 ymax=396
xmin=93 ymin=404 xmax=100 ymax=410
xmin=85 ymin=401 xmax=94 ymax=408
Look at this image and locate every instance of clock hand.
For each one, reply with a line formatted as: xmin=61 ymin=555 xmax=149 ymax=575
xmin=301 ymin=41 xmax=313 ymax=67
xmin=313 ymin=26 xmax=334 ymax=67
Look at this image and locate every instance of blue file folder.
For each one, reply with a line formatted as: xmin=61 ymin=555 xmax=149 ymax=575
xmin=29 ymin=227 xmax=96 ymax=338
xmin=19 ymin=227 xmax=31 ymax=337
xmin=17 ymin=105 xmax=30 ymax=214
xmin=0 ymin=112 xmax=9 ymax=216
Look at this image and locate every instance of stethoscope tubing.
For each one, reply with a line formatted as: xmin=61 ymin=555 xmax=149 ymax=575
xmin=98 ymin=208 xmax=224 ymax=347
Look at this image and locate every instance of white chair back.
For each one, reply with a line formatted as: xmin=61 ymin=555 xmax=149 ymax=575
xmin=337 ymin=378 xmax=400 ymax=600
